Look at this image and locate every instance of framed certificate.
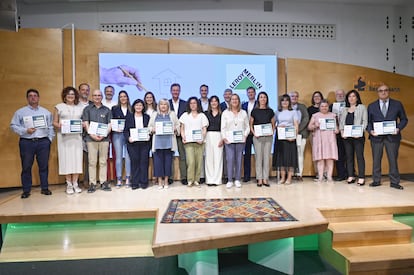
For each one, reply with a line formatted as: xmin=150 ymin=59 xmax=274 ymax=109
xmin=185 ymin=129 xmax=203 ymax=142
xmin=88 ymin=121 xmax=109 ymax=137
xmin=278 ymin=126 xmax=296 ymax=140
xmin=332 ymin=102 xmax=345 ymax=114
xmin=343 ymin=125 xmax=363 ymax=137
xmin=61 ymin=119 xmax=82 ymax=134
xmin=23 ymin=115 xmax=47 ymax=129
xmin=110 ymin=119 xmax=125 ymax=132
xmin=373 ymin=121 xmax=396 ymax=135
xmin=254 ymin=123 xmax=273 ymax=137
xmin=319 ymin=118 xmax=336 ymax=130
xmin=155 ymin=121 xmax=173 ymax=135
xmin=226 ymin=130 xmax=244 ymax=143
xmin=130 ymin=128 xmax=150 ymax=141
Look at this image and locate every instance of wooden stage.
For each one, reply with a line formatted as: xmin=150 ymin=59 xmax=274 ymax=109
xmin=0 ymin=177 xmax=413 ymax=273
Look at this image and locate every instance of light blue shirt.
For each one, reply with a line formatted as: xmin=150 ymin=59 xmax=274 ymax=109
xmin=10 ymin=105 xmax=55 ymax=141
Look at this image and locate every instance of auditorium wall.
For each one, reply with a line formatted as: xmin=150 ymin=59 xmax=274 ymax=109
xmin=0 ymin=29 xmax=412 ymax=188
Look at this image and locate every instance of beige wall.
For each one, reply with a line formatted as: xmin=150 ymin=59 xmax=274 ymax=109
xmin=1 ymin=29 xmax=412 ymax=188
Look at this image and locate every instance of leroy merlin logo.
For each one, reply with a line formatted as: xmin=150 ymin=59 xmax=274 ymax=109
xmin=229 ymin=69 xmax=263 ymax=90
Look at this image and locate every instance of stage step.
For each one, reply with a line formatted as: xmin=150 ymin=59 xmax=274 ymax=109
xmin=329 ymin=220 xmax=412 ymax=247
xmin=319 ymin=209 xmax=414 ymax=274
xmin=334 ymin=243 xmax=414 ymax=274
xmin=0 ymin=219 xmax=155 ymax=262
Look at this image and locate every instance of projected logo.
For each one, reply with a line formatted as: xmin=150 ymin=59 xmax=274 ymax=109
xmin=227 ymin=65 xmax=265 ymax=92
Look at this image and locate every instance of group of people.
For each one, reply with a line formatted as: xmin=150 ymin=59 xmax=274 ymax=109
xmin=305 ymin=85 xmax=407 ymax=189
xmin=10 ymin=82 xmax=408 ymax=199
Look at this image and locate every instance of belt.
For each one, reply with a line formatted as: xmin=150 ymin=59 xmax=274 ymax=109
xmin=21 ymin=137 xmax=49 ymax=141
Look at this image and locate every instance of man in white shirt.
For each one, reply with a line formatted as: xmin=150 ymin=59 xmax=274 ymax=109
xmin=199 ymin=84 xmax=209 ymax=112
xmin=102 ymin=85 xmax=117 ymax=109
xmin=168 ymin=83 xmax=188 ymax=185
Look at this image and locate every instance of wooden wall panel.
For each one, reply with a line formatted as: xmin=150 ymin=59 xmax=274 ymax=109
xmin=286 ymin=58 xmax=414 ymax=175
xmin=0 ymin=29 xmax=63 ymax=188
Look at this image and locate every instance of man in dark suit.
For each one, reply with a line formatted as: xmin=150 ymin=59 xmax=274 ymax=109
xmin=367 ymin=84 xmax=408 ymax=189
xmin=241 ymin=86 xmax=257 ymax=182
xmin=169 ymin=83 xmax=188 ymax=185
xmin=220 ymin=88 xmax=232 ymax=111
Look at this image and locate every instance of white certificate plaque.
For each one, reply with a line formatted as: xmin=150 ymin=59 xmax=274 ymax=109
xmin=23 ymin=115 xmax=47 ymax=129
xmin=319 ymin=118 xmax=336 ymax=130
xmin=373 ymin=121 xmax=396 ymax=135
xmin=226 ymin=130 xmax=244 ymax=143
xmin=155 ymin=121 xmax=173 ymax=135
xmin=254 ymin=123 xmax=273 ymax=137
xmin=343 ymin=125 xmax=363 ymax=137
xmin=278 ymin=126 xmax=296 ymax=140
xmin=130 ymin=128 xmax=150 ymax=141
xmin=61 ymin=119 xmax=82 ymax=134
xmin=110 ymin=119 xmax=125 ymax=132
xmin=185 ymin=129 xmax=203 ymax=142
xmin=88 ymin=121 xmax=109 ymax=137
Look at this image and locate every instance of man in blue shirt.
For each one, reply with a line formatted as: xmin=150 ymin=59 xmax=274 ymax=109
xmin=10 ymin=89 xmax=55 ymax=199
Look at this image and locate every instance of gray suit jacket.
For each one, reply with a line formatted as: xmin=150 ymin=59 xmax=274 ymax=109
xmin=339 ymin=104 xmax=368 ymax=131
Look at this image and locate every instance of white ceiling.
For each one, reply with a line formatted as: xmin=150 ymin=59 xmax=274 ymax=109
xmin=15 ymin=0 xmax=414 ymax=5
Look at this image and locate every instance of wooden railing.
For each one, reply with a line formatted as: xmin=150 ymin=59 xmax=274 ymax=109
xmin=401 ymin=139 xmax=414 ymax=148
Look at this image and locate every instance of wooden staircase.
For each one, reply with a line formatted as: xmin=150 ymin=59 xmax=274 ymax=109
xmin=319 ymin=207 xmax=414 ymax=275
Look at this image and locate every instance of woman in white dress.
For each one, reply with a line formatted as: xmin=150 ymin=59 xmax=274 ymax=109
xmin=53 ymin=86 xmax=84 ymax=194
xmin=204 ymin=96 xmax=224 ymax=186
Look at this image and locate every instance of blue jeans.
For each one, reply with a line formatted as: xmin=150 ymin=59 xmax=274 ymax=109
xmin=225 ymin=143 xmax=245 ymax=181
xmin=19 ymin=138 xmax=51 ymax=192
xmin=112 ymin=132 xmax=130 ymax=180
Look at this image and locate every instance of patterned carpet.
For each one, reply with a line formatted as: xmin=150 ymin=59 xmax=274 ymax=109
xmin=161 ymin=198 xmax=297 ymax=223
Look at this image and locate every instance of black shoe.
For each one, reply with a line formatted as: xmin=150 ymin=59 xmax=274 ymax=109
xmin=335 ymin=176 xmax=347 ymax=181
xmin=347 ymin=178 xmax=356 ymax=184
xmin=168 ymin=179 xmax=173 ymax=185
xmin=390 ymin=183 xmax=404 ymax=190
xmin=243 ymin=177 xmax=250 ymax=183
xmin=87 ymin=184 xmax=96 ymax=193
xmin=141 ymin=184 xmax=148 ymax=189
xmin=369 ymin=182 xmax=381 ymax=187
xmin=181 ymin=179 xmax=188 ymax=185
xmin=131 ymin=185 xmax=139 ymax=190
xmin=200 ymin=178 xmax=206 ymax=184
xmin=41 ymin=189 xmax=52 ymax=195
xmin=21 ymin=192 xmax=30 ymax=199
xmin=102 ymin=181 xmax=112 ymax=191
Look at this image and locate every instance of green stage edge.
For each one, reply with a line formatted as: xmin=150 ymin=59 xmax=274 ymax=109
xmin=5 ymin=218 xmax=155 ymax=230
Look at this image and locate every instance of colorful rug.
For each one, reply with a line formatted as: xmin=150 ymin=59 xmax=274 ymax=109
xmin=161 ymin=198 xmax=297 ymax=223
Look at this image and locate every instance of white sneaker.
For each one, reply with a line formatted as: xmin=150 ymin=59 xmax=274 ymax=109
xmin=164 ymin=185 xmax=169 ymax=189
xmin=73 ymin=182 xmax=82 ymax=193
xmin=226 ymin=181 xmax=233 ymax=188
xmin=194 ymin=181 xmax=199 ymax=186
xmin=158 ymin=185 xmax=163 ymax=190
xmin=188 ymin=181 xmax=193 ymax=187
xmin=235 ymin=180 xmax=241 ymax=188
xmin=66 ymin=182 xmax=74 ymax=195
xmin=116 ymin=181 xmax=122 ymax=188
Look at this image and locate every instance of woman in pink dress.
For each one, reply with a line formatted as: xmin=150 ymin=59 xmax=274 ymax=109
xmin=307 ymin=99 xmax=338 ymax=182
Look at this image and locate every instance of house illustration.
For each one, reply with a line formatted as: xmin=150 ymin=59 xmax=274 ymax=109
xmin=153 ymin=69 xmax=181 ymax=97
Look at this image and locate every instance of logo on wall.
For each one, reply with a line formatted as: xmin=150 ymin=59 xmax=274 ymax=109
xmin=354 ymin=76 xmax=366 ymax=91
xmin=353 ymin=76 xmax=400 ymax=92
xmin=227 ymin=66 xmax=264 ymax=92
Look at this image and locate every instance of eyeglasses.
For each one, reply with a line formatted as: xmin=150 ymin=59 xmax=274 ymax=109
xmin=378 ymin=89 xmax=389 ymax=92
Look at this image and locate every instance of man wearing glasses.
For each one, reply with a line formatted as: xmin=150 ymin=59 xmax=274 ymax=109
xmin=367 ymin=84 xmax=408 ymax=189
